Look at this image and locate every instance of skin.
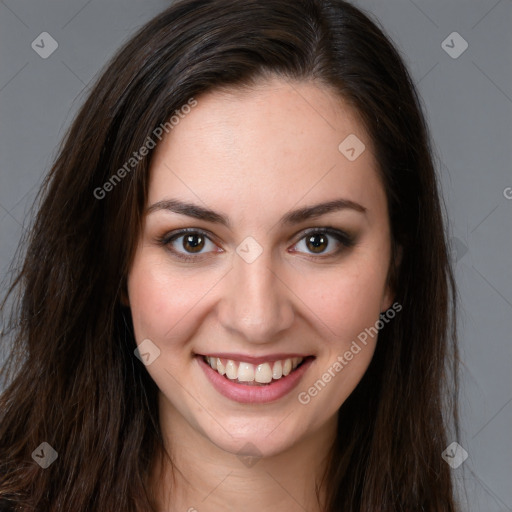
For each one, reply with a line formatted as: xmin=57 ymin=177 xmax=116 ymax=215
xmin=127 ymin=77 xmax=396 ymax=511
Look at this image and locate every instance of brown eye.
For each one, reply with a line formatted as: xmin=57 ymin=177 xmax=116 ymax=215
xmin=291 ymin=228 xmax=355 ymax=258
xmin=160 ymin=229 xmax=219 ymax=261
xmin=182 ymin=233 xmax=205 ymax=253
xmin=305 ymin=233 xmax=329 ymax=254
xmin=159 ymin=227 xmax=355 ymax=262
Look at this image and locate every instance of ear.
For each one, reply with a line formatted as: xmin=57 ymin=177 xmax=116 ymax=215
xmin=381 ymin=244 xmax=402 ymax=313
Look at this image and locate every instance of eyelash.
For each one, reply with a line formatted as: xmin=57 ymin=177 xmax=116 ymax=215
xmin=156 ymin=227 xmax=356 ymax=262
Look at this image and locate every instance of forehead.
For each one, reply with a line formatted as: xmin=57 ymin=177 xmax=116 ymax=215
xmin=147 ymin=78 xmax=386 ymax=228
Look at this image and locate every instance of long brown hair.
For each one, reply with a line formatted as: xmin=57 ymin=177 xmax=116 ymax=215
xmin=0 ymin=0 xmax=460 ymax=510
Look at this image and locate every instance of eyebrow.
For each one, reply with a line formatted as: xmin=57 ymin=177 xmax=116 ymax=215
xmin=146 ymin=197 xmax=367 ymax=228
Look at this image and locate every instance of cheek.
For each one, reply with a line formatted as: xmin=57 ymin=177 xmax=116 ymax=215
xmin=293 ymin=261 xmax=388 ymax=414
xmin=294 ymin=256 xmax=388 ymax=344
xmin=127 ymin=255 xmax=212 ymax=345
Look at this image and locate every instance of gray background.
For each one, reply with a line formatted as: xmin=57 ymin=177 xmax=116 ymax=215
xmin=0 ymin=0 xmax=511 ymax=510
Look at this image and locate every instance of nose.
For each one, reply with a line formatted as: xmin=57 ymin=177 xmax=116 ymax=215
xmin=217 ymin=245 xmax=295 ymax=345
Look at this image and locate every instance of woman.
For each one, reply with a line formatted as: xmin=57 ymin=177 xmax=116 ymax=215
xmin=0 ymin=0 xmax=461 ymax=510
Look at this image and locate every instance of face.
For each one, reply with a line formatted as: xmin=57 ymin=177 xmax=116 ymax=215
xmin=127 ymin=78 xmax=395 ymax=459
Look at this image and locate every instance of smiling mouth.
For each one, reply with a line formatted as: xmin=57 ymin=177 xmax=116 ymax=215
xmin=202 ymin=355 xmax=311 ymax=386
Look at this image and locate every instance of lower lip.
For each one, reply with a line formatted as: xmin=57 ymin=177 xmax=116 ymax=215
xmin=197 ymin=356 xmax=314 ymax=404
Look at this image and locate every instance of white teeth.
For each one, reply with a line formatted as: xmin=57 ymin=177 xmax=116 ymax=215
xmin=226 ymin=360 xmax=238 ymax=380
xmin=237 ymin=362 xmax=255 ymax=382
xmin=272 ymin=360 xmax=283 ymax=379
xmin=205 ymin=356 xmax=304 ymax=383
xmin=255 ymin=363 xmax=273 ymax=383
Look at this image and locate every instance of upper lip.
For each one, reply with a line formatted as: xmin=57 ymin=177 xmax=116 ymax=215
xmin=198 ymin=353 xmax=313 ymax=364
